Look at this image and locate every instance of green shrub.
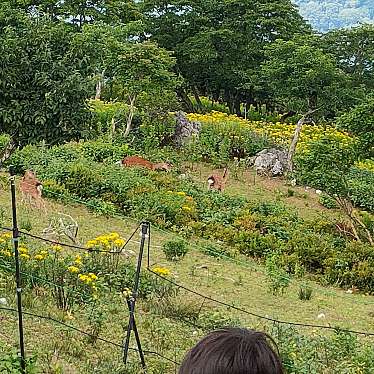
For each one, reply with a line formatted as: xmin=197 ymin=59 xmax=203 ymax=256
xmin=43 ymin=180 xmax=70 ymax=201
xmin=347 ymin=168 xmax=374 ymax=212
xmin=336 ymin=97 xmax=374 ymax=158
xmin=81 ymin=139 xmax=130 ymax=163
xmin=199 ymin=310 xmax=241 ymax=331
xmin=265 ymin=251 xmax=291 ymax=295
xmin=0 ymin=349 xmax=38 ymax=374
xmin=162 ymin=239 xmax=189 ymax=261
xmin=192 ymin=121 xmax=271 ymax=164
xmin=0 ymin=133 xmax=11 ymax=159
xmin=200 ymin=243 xmax=234 ymax=259
xmin=319 ymin=193 xmax=338 ymax=209
xmin=298 ymin=283 xmax=313 ymax=301
xmin=86 ymin=198 xmax=118 ymax=217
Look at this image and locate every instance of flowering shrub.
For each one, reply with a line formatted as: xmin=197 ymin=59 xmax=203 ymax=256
xmin=187 ymin=111 xmax=354 ymax=153
xmin=0 ymin=232 xmax=133 ymax=309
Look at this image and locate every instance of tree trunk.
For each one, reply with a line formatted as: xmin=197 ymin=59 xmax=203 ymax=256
xmin=95 ymin=80 xmax=102 ymax=100
xmin=234 ymin=99 xmax=241 ymax=116
xmin=176 ymin=88 xmax=194 ymax=112
xmin=95 ymin=70 xmax=105 ymax=100
xmin=287 ymin=109 xmax=319 ymax=173
xmin=192 ymin=86 xmax=203 ymax=112
xmin=124 ymin=95 xmax=136 ymax=138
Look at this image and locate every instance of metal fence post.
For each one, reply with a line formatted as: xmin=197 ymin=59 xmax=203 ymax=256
xmin=123 ymin=221 xmax=149 ymax=369
xmin=10 ymin=175 xmax=26 ymax=373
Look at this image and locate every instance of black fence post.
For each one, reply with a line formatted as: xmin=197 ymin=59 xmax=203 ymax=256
xmin=10 ymin=175 xmax=26 ymax=374
xmin=123 ymin=221 xmax=149 ymax=369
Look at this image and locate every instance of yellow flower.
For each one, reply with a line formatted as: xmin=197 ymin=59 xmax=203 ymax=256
xmin=20 ymin=253 xmax=30 ymax=260
xmin=177 ymin=191 xmax=186 ymax=196
xmin=182 ymin=205 xmax=192 ymax=212
xmin=1 ymin=232 xmax=12 ymax=239
xmin=86 ymin=240 xmax=97 ymax=249
xmin=87 ymin=273 xmax=98 ymax=281
xmin=3 ymin=251 xmax=12 ymax=257
xmin=19 ymin=247 xmax=28 ymax=254
xmin=78 ymin=274 xmax=89 ymax=282
xmin=114 ymin=238 xmax=125 ymax=247
xmin=68 ymin=266 xmax=80 ymax=273
xmin=74 ymin=255 xmax=82 ymax=265
xmin=34 ymin=254 xmax=44 ymax=261
xmin=122 ymin=288 xmax=132 ymax=298
xmin=152 ymin=267 xmax=171 ymax=277
xmin=51 ymin=245 xmax=63 ymax=252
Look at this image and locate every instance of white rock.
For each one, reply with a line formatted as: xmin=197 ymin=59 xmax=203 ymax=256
xmin=317 ymin=313 xmax=326 ymax=319
xmin=0 ymin=298 xmax=8 ymax=306
xmin=315 ymin=189 xmax=322 ymax=195
xmin=252 ymin=148 xmax=288 ymax=177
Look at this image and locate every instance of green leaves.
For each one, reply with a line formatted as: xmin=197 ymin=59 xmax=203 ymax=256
xmin=0 ymin=17 xmax=92 ymax=145
xmin=261 ymin=37 xmax=351 ymax=116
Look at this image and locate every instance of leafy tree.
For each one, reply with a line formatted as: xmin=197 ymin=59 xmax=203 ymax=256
xmin=261 ymin=37 xmax=351 ymax=116
xmin=141 ymin=0 xmax=310 ymax=113
xmin=108 ymin=41 xmax=177 ymax=136
xmin=73 ymin=22 xmax=177 ymax=137
xmin=8 ymin=0 xmax=142 ymax=26
xmin=0 ymin=16 xmax=92 ymax=145
xmin=336 ymin=97 xmax=374 ymax=158
xmin=322 ymin=24 xmax=374 ymax=90
xmin=295 ymin=136 xmax=373 ymax=244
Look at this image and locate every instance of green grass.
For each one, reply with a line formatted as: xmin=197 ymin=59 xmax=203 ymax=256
xmin=1 ymin=175 xmax=374 ymax=373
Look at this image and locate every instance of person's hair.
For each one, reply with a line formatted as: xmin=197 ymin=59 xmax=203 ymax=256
xmin=178 ymin=327 xmax=283 ymax=374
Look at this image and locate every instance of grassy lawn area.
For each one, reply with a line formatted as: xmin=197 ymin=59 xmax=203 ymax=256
xmin=1 ymin=173 xmax=374 ymax=372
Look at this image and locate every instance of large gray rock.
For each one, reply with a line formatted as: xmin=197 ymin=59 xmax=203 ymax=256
xmin=173 ymin=111 xmax=201 ymax=148
xmin=252 ymin=148 xmax=288 ymax=176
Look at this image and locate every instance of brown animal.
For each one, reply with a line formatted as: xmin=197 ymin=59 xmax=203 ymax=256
xmin=117 ymin=156 xmax=172 ymax=172
xmin=19 ymin=170 xmax=45 ymax=210
xmin=207 ymin=167 xmax=229 ymax=192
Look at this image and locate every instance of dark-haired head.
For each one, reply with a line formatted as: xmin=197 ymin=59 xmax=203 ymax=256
xmin=178 ymin=327 xmax=283 ymax=374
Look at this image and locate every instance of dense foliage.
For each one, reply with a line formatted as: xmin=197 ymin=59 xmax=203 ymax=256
xmin=6 ymin=140 xmax=374 ymax=293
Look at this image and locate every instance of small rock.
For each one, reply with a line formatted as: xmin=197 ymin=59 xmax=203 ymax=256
xmin=315 ymin=189 xmax=322 ymax=195
xmin=0 ymin=298 xmax=8 ymax=306
xmin=317 ymin=313 xmax=326 ymax=320
xmin=290 ymin=178 xmax=297 ymax=187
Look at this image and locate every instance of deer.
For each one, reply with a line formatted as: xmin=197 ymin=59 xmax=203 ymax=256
xmin=19 ymin=170 xmax=46 ymax=210
xmin=207 ymin=167 xmax=229 ymax=192
xmin=116 ymin=155 xmax=172 ymax=172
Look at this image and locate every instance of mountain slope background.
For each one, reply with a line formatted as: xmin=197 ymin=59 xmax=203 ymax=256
xmin=294 ymin=0 xmax=374 ymax=31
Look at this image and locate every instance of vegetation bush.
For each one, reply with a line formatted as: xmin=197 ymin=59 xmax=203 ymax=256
xmin=162 ymin=239 xmax=189 ymax=261
xmin=336 ymin=97 xmax=374 ymax=158
xmin=319 ymin=193 xmax=338 ymax=209
xmin=187 ymin=118 xmax=272 ymax=164
xmin=7 ymin=142 xmax=374 ymax=292
xmin=347 ymin=168 xmax=374 ymax=212
xmin=0 ymin=348 xmax=38 ymax=374
xmin=0 ymin=133 xmax=10 ymax=158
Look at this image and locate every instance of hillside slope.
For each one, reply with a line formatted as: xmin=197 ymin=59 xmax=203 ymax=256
xmin=294 ymin=0 xmax=374 ymax=31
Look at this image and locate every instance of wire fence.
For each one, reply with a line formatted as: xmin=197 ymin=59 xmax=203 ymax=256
xmin=2 ymin=175 xmax=374 ymax=373
xmin=4 ymin=180 xmax=374 ymax=308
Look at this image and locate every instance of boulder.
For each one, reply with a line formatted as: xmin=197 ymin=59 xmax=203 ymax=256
xmin=173 ymin=111 xmax=201 ymax=148
xmin=252 ymin=148 xmax=288 ymax=176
